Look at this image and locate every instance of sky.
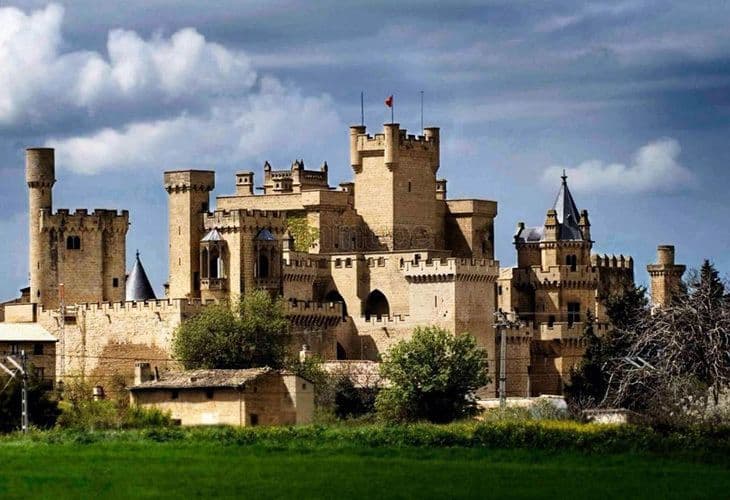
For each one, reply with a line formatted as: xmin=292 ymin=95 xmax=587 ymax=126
xmin=1 ymin=0 xmax=729 ymax=299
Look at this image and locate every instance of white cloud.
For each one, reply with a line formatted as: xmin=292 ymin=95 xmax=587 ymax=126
xmin=542 ymin=138 xmax=696 ymax=194
xmin=0 ymin=4 xmax=343 ymax=174
xmin=0 ymin=4 xmax=256 ymax=125
xmin=47 ymin=77 xmax=341 ymax=174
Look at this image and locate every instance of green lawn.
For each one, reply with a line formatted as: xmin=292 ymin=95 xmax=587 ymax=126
xmin=0 ymin=441 xmax=728 ymax=499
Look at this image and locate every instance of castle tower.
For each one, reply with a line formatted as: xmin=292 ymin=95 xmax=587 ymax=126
xmin=26 ymin=148 xmax=55 ymax=305
xmin=164 ymin=170 xmax=215 ymax=299
xmin=647 ymin=245 xmax=686 ymax=308
xmin=349 ymin=123 xmax=440 ymax=250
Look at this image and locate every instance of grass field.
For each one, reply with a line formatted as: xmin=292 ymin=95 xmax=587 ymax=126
xmin=1 ymin=439 xmax=729 ymax=499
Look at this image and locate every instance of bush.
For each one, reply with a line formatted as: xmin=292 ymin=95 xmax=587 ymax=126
xmin=376 ymin=326 xmax=489 ymax=423
xmin=55 ymin=379 xmax=171 ymax=430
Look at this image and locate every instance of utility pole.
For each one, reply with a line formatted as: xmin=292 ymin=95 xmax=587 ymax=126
xmin=494 ymin=311 xmax=520 ymax=408
xmin=3 ymin=353 xmax=28 ymax=433
xmin=21 ymin=350 xmax=29 ymax=433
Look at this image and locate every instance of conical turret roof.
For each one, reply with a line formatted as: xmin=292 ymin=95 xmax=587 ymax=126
xmin=552 ymin=171 xmax=583 ymax=240
xmin=126 ymin=251 xmax=156 ymax=301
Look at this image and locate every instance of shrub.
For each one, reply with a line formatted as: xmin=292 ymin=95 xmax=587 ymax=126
xmin=376 ymin=326 xmax=489 ymax=423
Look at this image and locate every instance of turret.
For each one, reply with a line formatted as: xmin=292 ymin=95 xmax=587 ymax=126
xmin=647 ymin=245 xmax=686 ymax=309
xmin=26 ymin=148 xmax=55 ymax=305
xmin=423 ymin=127 xmax=440 ymax=172
xmin=349 ymin=125 xmax=366 ymax=171
xmin=164 ymin=170 xmax=215 ymax=299
xmin=235 ymin=172 xmax=254 ymax=196
xmin=436 ymin=179 xmax=447 ymax=201
xmin=543 ymin=209 xmax=558 ymax=242
xmin=579 ymin=209 xmax=591 ymax=241
xmin=383 ymin=123 xmax=399 ymax=169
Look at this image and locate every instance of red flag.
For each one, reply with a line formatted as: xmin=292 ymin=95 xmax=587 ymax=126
xmin=384 ymin=95 xmax=393 ymax=108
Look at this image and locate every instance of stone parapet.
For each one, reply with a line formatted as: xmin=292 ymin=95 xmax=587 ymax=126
xmin=39 ymin=209 xmax=129 ymax=233
xmin=403 ymin=257 xmax=499 ymax=283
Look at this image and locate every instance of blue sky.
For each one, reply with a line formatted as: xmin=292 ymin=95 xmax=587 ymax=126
xmin=1 ymin=1 xmax=729 ymax=299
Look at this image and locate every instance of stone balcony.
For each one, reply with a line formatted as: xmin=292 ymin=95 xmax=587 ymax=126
xmin=200 ymin=277 xmax=228 ymax=291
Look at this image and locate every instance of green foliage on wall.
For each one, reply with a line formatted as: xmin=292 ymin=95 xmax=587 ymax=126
xmin=286 ymin=214 xmax=319 ymax=252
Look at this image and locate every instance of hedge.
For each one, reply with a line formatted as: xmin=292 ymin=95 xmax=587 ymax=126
xmin=3 ymin=421 xmax=730 ymax=457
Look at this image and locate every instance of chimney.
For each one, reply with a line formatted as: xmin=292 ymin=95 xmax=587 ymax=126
xmin=134 ymin=362 xmax=153 ymax=385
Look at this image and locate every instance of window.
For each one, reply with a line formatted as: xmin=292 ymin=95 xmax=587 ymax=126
xmin=414 ymin=254 xmax=421 ymax=265
xmin=10 ymin=343 xmax=19 ymax=355
xmin=434 ymin=296 xmax=438 ymax=308
xmin=66 ymin=235 xmax=81 ymax=250
xmin=33 ymin=343 xmax=43 ymax=355
xmin=112 ymin=278 xmax=119 ymax=288
xmin=34 ymin=367 xmax=44 ymax=380
xmin=249 ymin=413 xmax=259 ymax=426
xmin=302 ymin=383 xmax=307 ymax=390
xmin=201 ymin=202 xmax=208 ymax=212
xmin=205 ymin=388 xmax=214 ymax=399
xmin=345 ymin=258 xmax=352 ymax=268
xmin=568 ymin=302 xmax=581 ymax=326
xmin=548 ymin=315 xmax=555 ymax=328
xmin=566 ymin=254 xmax=577 ymax=271
xmin=498 ymin=285 xmax=503 ymax=296
xmin=407 ymin=181 xmax=412 ymax=192
xmin=171 ymin=390 xmax=179 ymax=400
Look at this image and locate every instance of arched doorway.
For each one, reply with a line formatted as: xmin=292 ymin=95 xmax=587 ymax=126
xmin=325 ymin=290 xmax=347 ymax=318
xmin=364 ymin=289 xmax=390 ymax=320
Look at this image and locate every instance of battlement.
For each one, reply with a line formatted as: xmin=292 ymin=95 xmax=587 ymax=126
xmin=350 ymin=124 xmax=439 ymax=172
xmin=590 ymin=253 xmax=634 ymax=270
xmin=164 ymin=170 xmax=215 ymax=193
xmin=358 ymin=313 xmax=411 ymax=325
xmin=39 ymin=208 xmax=129 ymax=233
xmin=39 ymin=298 xmax=206 ymax=317
xmin=285 ymin=299 xmax=343 ymax=317
xmin=203 ymin=208 xmax=286 ymax=231
xmin=403 ymin=257 xmax=499 ymax=283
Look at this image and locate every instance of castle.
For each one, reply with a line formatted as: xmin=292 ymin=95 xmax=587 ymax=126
xmin=0 ymin=123 xmax=685 ymax=397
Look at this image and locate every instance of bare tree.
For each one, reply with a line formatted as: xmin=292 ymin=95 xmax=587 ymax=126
xmin=606 ymin=261 xmax=730 ymax=424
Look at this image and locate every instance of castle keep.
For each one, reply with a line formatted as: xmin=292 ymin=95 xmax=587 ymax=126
xmin=0 ymin=122 xmax=685 ymax=397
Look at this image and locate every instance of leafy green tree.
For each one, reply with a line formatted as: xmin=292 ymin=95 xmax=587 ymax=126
xmin=172 ymin=290 xmax=289 ymax=369
xmin=0 ymin=373 xmax=59 ymax=433
xmin=376 ymin=326 xmax=489 ymax=423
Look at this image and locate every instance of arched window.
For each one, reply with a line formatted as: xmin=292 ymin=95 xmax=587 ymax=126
xmin=201 ymin=248 xmax=209 ymax=278
xmin=258 ymin=254 xmax=269 ymax=279
xmin=66 ymin=235 xmax=80 ymax=250
xmin=209 ymin=248 xmax=220 ymax=279
xmin=364 ymin=290 xmax=390 ymax=320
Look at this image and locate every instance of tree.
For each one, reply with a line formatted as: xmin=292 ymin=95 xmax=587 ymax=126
xmin=376 ymin=326 xmax=489 ymax=423
xmin=565 ymin=286 xmax=649 ymax=411
xmin=607 ymin=261 xmax=730 ymax=423
xmin=0 ymin=374 xmax=59 ymax=433
xmin=172 ymin=290 xmax=289 ymax=369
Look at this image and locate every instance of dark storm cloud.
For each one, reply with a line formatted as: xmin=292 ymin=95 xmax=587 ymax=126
xmin=1 ymin=0 xmax=729 ymax=299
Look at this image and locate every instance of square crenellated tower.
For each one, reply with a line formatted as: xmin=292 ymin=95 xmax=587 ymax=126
xmin=349 ymin=124 xmax=441 ymax=250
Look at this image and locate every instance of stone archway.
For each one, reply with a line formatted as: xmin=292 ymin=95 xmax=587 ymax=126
xmin=364 ymin=289 xmax=390 ymax=320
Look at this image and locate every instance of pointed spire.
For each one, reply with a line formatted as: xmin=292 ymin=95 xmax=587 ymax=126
xmin=126 ymin=252 xmax=156 ymax=302
xmin=551 ymin=171 xmax=583 ymax=240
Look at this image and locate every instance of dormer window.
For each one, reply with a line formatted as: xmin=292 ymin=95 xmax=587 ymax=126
xmin=66 ymin=235 xmax=81 ymax=250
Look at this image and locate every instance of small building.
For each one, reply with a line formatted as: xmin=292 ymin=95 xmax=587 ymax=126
xmin=0 ymin=314 xmax=57 ymax=384
xmin=129 ymin=363 xmax=314 ymax=426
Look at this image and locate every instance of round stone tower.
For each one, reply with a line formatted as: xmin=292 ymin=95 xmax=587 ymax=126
xmin=25 ymin=148 xmax=55 ymax=304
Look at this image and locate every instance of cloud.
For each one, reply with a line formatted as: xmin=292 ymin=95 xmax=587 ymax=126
xmin=0 ymin=4 xmax=343 ymax=174
xmin=542 ymin=138 xmax=697 ymax=194
xmin=47 ymin=77 xmax=341 ymax=174
xmin=0 ymin=4 xmax=255 ymax=127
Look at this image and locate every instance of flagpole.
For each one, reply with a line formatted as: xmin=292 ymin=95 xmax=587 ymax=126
xmin=360 ymin=91 xmax=364 ymax=126
xmin=420 ymin=90 xmax=424 ymax=133
xmin=391 ymin=94 xmax=394 ymax=124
